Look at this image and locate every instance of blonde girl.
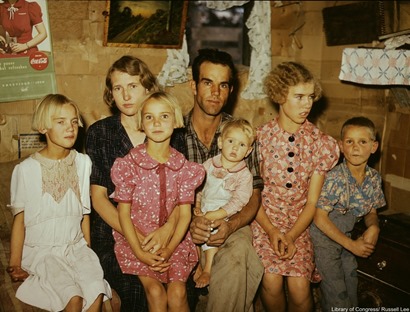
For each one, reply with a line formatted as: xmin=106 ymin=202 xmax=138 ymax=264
xmin=111 ymin=91 xmax=205 ymax=312
xmin=8 ymin=94 xmax=111 ymax=311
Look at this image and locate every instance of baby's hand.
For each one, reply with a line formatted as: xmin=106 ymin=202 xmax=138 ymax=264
xmin=6 ymin=266 xmax=29 ymax=282
xmin=193 ymin=207 xmax=204 ymax=217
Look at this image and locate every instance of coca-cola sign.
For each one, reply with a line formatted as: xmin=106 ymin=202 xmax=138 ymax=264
xmin=29 ymin=52 xmax=49 ymax=71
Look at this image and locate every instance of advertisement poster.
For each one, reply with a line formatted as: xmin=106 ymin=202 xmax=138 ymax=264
xmin=0 ymin=0 xmax=57 ymax=102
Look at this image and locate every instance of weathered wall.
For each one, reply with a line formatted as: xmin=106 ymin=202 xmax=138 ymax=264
xmin=0 ymin=0 xmax=409 ymax=214
xmin=269 ymin=1 xmax=410 ymax=214
xmin=0 ymin=0 xmax=271 ymax=160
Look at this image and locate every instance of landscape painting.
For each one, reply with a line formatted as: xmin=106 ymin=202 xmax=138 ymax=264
xmin=103 ymin=0 xmax=188 ymax=49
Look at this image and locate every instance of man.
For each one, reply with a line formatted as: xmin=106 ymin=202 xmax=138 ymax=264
xmin=171 ymin=48 xmax=264 ymax=312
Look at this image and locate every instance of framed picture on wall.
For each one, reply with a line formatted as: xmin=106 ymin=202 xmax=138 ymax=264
xmin=103 ymin=0 xmax=188 ymax=49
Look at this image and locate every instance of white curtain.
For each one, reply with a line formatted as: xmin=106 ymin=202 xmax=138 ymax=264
xmin=157 ymin=0 xmax=273 ymax=100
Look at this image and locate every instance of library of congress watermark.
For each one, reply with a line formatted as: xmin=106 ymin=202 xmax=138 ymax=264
xmin=331 ymin=307 xmax=410 ymax=312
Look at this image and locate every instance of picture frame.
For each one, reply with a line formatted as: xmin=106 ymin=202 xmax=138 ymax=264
xmin=103 ymin=0 xmax=188 ymax=49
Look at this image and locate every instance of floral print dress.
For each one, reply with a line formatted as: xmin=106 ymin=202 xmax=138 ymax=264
xmin=251 ymin=118 xmax=339 ymax=282
xmin=111 ymin=144 xmax=205 ymax=283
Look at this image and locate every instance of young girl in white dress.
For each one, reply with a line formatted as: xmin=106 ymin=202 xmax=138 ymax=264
xmin=7 ymin=94 xmax=112 ymax=312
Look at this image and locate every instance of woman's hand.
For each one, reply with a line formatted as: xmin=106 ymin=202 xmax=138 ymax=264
xmin=141 ymin=222 xmax=173 ymax=254
xmin=279 ymin=233 xmax=296 ymax=260
xmin=267 ymin=227 xmax=288 ymax=257
xmin=6 ymin=266 xmax=29 ymax=282
xmin=10 ymin=42 xmax=28 ymax=53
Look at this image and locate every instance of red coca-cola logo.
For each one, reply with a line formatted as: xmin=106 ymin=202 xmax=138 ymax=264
xmin=29 ymin=52 xmax=49 ymax=70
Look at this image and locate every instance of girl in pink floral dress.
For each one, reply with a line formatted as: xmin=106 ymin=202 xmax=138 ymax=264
xmin=251 ymin=62 xmax=340 ymax=312
xmin=111 ymin=91 xmax=205 ymax=312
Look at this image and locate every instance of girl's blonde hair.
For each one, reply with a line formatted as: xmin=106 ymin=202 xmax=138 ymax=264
xmin=220 ymin=118 xmax=256 ymax=145
xmin=136 ymin=91 xmax=184 ymax=130
xmin=32 ymin=94 xmax=83 ymax=131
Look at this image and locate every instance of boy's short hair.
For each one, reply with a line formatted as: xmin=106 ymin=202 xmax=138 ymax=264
xmin=264 ymin=62 xmax=322 ymax=105
xmin=341 ymin=116 xmax=377 ymax=141
xmin=220 ymin=118 xmax=256 ymax=145
xmin=32 ymin=94 xmax=83 ymax=131
xmin=136 ymin=91 xmax=184 ymax=130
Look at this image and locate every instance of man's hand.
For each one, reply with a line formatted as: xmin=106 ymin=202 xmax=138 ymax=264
xmin=190 ymin=215 xmax=213 ymax=245
xmin=206 ymin=219 xmax=234 ymax=247
xmin=6 ymin=266 xmax=29 ymax=282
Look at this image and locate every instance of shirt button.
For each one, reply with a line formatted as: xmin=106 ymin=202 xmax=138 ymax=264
xmin=288 ymin=152 xmax=295 ymax=157
xmin=287 ymin=167 xmax=294 ymax=173
xmin=286 ymin=183 xmax=292 ymax=188
xmin=288 ymin=136 xmax=295 ymax=142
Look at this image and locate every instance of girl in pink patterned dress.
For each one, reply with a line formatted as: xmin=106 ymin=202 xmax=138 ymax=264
xmin=111 ymin=91 xmax=205 ymax=312
xmin=251 ymin=62 xmax=340 ymax=312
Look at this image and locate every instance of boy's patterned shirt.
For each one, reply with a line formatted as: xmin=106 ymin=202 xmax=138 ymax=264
xmin=317 ymin=159 xmax=386 ymax=217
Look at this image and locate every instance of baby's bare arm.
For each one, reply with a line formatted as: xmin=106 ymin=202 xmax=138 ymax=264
xmin=204 ymin=208 xmax=228 ymax=221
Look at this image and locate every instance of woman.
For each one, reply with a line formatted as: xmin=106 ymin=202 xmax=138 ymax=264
xmin=85 ymin=56 xmax=184 ymax=312
xmin=0 ymin=0 xmax=47 ymax=56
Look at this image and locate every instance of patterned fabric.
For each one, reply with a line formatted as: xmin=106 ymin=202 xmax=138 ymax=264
xmin=157 ymin=1 xmax=272 ymax=100
xmin=316 ymin=160 xmax=386 ymax=217
xmin=251 ymin=118 xmax=339 ymax=282
xmin=170 ymin=111 xmax=264 ymax=311
xmin=111 ymin=144 xmax=205 ymax=283
xmin=240 ymin=0 xmax=271 ymax=100
xmin=339 ymin=48 xmax=410 ymax=85
xmin=9 ymin=151 xmax=111 ymax=311
xmin=156 ymin=33 xmax=190 ymax=87
xmin=171 ymin=110 xmax=264 ymax=190
xmin=311 ymin=160 xmax=385 ymax=311
xmin=32 ymin=151 xmax=80 ymax=204
xmin=85 ymin=114 xmax=148 ymax=312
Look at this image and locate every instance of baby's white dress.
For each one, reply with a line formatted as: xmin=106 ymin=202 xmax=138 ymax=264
xmin=9 ymin=150 xmax=111 ymax=311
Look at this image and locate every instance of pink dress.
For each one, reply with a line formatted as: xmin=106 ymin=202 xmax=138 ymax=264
xmin=251 ymin=118 xmax=339 ymax=282
xmin=111 ymin=144 xmax=205 ymax=283
xmin=0 ymin=0 xmax=43 ymax=57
